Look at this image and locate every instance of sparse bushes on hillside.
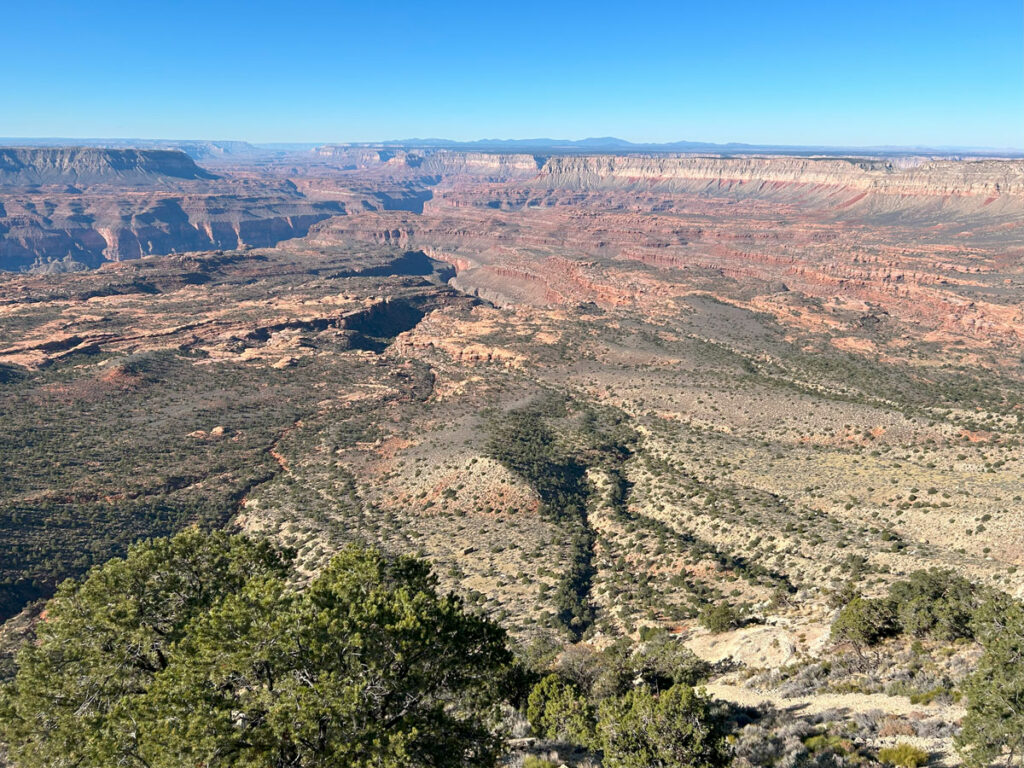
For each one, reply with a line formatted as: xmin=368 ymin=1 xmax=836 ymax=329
xmin=485 ymin=397 xmax=586 ymax=524
xmin=0 ymin=344 xmax=343 ymax=621
xmin=485 ymin=397 xmax=599 ymax=640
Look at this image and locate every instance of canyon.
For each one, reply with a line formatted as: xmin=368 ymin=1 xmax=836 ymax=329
xmin=4 ymin=148 xmax=1021 ymax=353
xmin=0 ymin=148 xmax=342 ymax=271
xmin=1 ymin=143 xmax=1022 ymax=765
xmin=284 ymin=148 xmax=1024 ymax=354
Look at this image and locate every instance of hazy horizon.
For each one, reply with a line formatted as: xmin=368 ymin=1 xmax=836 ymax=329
xmin=1 ymin=135 xmax=1022 ymax=154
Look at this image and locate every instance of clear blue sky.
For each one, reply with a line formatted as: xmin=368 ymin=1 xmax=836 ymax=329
xmin=2 ymin=0 xmax=1021 ymax=148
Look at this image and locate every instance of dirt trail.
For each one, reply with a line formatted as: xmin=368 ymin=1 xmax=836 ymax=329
xmin=706 ymin=682 xmax=965 ymax=767
xmin=706 ymin=681 xmax=965 ymax=720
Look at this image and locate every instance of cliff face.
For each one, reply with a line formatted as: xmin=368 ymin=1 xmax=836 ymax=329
xmin=307 ymin=149 xmax=1024 ymax=222
xmin=299 ymin=146 xmax=1024 ymax=350
xmin=0 ymin=149 xmax=346 ymax=270
xmin=313 ymin=148 xmax=1024 ymax=199
xmin=534 ymin=155 xmax=1024 ymax=197
xmin=4 ymin=147 xmax=1021 ymax=294
xmin=418 ymin=151 xmax=542 ymax=178
xmin=0 ymin=193 xmax=341 ymax=270
xmin=314 ymin=146 xmax=543 ymax=178
xmin=0 ymin=148 xmax=217 ymax=186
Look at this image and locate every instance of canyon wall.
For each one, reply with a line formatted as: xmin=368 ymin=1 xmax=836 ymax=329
xmin=0 ymin=192 xmax=342 ymax=271
xmin=296 ymin=151 xmax=1023 ymax=349
xmin=312 ymin=147 xmax=1024 ymax=199
xmin=2 ymin=147 xmax=1021 ymax=272
xmin=535 ymin=155 xmax=1024 ymax=197
xmin=0 ymin=149 xmax=341 ymax=270
xmin=0 ymin=147 xmax=216 ymax=186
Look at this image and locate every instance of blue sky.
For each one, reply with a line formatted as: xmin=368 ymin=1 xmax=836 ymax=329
xmin=1 ymin=0 xmax=1021 ymax=148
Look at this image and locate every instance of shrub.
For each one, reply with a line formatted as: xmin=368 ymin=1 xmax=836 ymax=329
xmin=888 ymin=568 xmax=980 ymax=641
xmin=553 ymin=643 xmax=604 ymax=696
xmin=957 ymin=596 xmax=1024 ymax=767
xmin=0 ymin=531 xmax=515 ymax=768
xmin=878 ymin=742 xmax=930 ymax=767
xmin=804 ymin=732 xmax=854 ymax=754
xmin=878 ymin=717 xmax=916 ymax=738
xmin=631 ymin=630 xmax=713 ymax=690
xmin=597 ymin=684 xmax=730 ymax=768
xmin=700 ymin=602 xmax=741 ymax=634
xmin=522 ymin=758 xmax=560 ymax=768
xmin=526 ymin=674 xmax=597 ymax=747
xmin=831 ymin=596 xmax=899 ymax=647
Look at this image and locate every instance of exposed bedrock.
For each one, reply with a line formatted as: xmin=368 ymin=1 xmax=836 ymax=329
xmin=3 ymin=146 xmax=1021 ymax=343
xmin=0 ymin=148 xmax=350 ymax=271
xmin=535 ymin=155 xmax=1024 ymax=196
xmin=314 ymin=146 xmax=544 ymax=179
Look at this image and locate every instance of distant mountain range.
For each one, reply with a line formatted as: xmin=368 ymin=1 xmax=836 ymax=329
xmin=1 ymin=136 xmax=1020 ymax=159
xmin=338 ymin=137 xmax=1024 ymax=157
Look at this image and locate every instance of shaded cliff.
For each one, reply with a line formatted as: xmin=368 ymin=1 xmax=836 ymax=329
xmin=0 ymin=148 xmax=347 ymax=271
xmin=0 ymin=147 xmax=217 ymax=186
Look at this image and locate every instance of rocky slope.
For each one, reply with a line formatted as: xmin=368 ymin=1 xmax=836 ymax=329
xmin=1 ymin=149 xmax=1022 ymax=768
xmin=4 ymin=148 xmax=1020 ymax=272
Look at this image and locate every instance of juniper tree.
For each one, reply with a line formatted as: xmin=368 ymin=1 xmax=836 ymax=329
xmin=1 ymin=531 xmax=514 ymax=768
